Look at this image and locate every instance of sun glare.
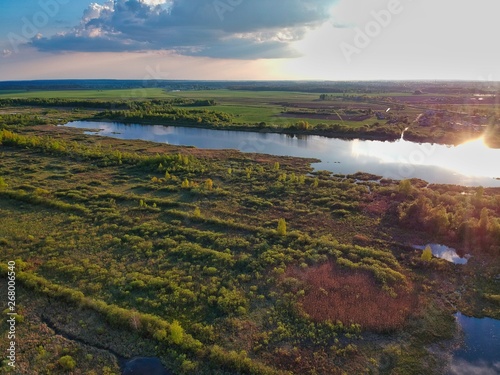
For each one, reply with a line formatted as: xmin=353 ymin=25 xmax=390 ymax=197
xmin=351 ymin=136 xmax=500 ymax=180
xmin=448 ymin=137 xmax=496 ymax=178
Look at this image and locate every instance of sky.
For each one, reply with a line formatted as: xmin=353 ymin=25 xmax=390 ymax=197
xmin=0 ymin=0 xmax=499 ymax=81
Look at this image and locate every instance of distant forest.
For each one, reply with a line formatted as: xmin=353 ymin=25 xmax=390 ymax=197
xmin=0 ymin=79 xmax=497 ymax=95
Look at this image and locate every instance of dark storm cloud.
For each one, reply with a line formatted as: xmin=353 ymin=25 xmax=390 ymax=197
xmin=30 ymin=0 xmax=337 ymax=58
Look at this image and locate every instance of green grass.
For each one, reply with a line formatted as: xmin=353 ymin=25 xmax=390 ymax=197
xmin=1 ymin=121 xmax=499 ymax=374
xmin=0 ymin=88 xmax=170 ymax=99
xmin=166 ymin=89 xmax=321 ymax=101
xmin=0 ymin=88 xmax=320 ymax=102
xmin=0 ymin=88 xmax=379 ymax=128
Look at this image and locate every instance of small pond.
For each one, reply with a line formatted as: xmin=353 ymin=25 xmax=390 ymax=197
xmin=122 ymin=357 xmax=171 ymax=375
xmin=413 ymin=244 xmax=470 ymax=264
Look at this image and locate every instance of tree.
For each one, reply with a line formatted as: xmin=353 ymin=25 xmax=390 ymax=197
xmin=277 ymin=218 xmax=287 ymax=236
xmin=476 ymin=186 xmax=484 ymax=200
xmin=245 ymin=167 xmax=252 ymax=179
xmin=421 ymin=245 xmax=432 ymax=261
xmin=170 ymin=320 xmax=184 ymax=344
xmin=273 ymin=162 xmax=280 ymax=171
xmin=181 ymin=178 xmax=190 ymax=188
xmin=297 ymin=120 xmax=310 ymax=130
xmin=399 ymin=179 xmax=412 ymax=196
xmin=130 ymin=310 xmax=141 ymax=330
xmin=479 ymin=207 xmax=489 ymax=233
xmin=205 ymin=178 xmax=213 ymax=190
xmin=0 ymin=177 xmax=6 ymax=189
xmin=193 ymin=207 xmax=201 ymax=218
xmin=428 ymin=206 xmax=449 ymax=235
xmin=58 ymin=355 xmax=76 ymax=370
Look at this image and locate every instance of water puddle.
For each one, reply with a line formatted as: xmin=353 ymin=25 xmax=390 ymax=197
xmin=122 ymin=357 xmax=171 ymax=375
xmin=413 ymin=244 xmax=470 ymax=264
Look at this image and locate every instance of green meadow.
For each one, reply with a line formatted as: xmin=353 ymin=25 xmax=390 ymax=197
xmin=0 ymin=86 xmax=499 ymax=374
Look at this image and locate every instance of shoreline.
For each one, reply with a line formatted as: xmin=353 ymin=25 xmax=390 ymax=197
xmin=79 ymin=117 xmax=498 ymax=148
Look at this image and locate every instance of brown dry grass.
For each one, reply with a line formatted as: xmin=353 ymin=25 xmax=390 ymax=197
xmin=287 ymin=262 xmax=419 ymax=332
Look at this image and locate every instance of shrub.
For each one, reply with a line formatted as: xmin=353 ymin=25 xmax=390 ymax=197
xmin=277 ymin=218 xmax=287 ymax=236
xmin=399 ymin=179 xmax=412 ymax=196
xmin=421 ymin=245 xmax=432 ymax=261
xmin=205 ymin=179 xmax=213 ymax=190
xmin=58 ymin=355 xmax=76 ymax=370
xmin=193 ymin=206 xmax=202 ymax=218
xmin=170 ymin=320 xmax=184 ymax=344
xmin=296 ymin=120 xmax=310 ymax=130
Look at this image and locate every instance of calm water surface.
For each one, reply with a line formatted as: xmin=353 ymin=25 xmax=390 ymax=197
xmin=448 ymin=313 xmax=500 ymax=375
xmin=413 ymin=244 xmax=470 ymax=264
xmin=64 ymin=121 xmax=500 ymax=187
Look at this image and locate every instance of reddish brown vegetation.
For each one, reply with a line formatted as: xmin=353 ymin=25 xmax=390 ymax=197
xmin=360 ymin=195 xmax=391 ymax=216
xmin=287 ymin=262 xmax=419 ymax=332
xmin=263 ymin=348 xmax=346 ymax=375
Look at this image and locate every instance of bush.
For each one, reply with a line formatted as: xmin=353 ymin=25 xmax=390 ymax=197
xmin=277 ymin=218 xmax=287 ymax=236
xmin=205 ymin=179 xmax=213 ymax=190
xmin=58 ymin=355 xmax=76 ymax=370
xmin=421 ymin=246 xmax=433 ymax=261
xmin=170 ymin=320 xmax=184 ymax=344
xmin=193 ymin=207 xmax=201 ymax=218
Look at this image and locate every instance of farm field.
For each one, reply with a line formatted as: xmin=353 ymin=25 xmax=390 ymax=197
xmin=1 ymin=83 xmax=498 ymax=146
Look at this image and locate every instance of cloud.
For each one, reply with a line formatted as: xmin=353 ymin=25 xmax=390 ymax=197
xmin=2 ymin=49 xmax=13 ymax=58
xmin=30 ymin=0 xmax=337 ymax=59
xmin=448 ymin=359 xmax=500 ymax=375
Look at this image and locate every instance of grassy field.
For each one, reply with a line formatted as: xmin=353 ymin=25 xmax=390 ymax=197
xmin=2 ymin=87 xmax=498 ymax=146
xmin=0 ymin=85 xmax=499 ymax=373
xmin=0 ymin=119 xmax=499 ymax=374
xmin=0 ymin=88 xmax=170 ymax=99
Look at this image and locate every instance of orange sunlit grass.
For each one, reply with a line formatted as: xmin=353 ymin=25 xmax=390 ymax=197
xmin=287 ymin=262 xmax=420 ymax=332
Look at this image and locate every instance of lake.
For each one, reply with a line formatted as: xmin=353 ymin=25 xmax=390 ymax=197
xmin=63 ymin=121 xmax=500 ymax=187
xmin=448 ymin=313 xmax=500 ymax=375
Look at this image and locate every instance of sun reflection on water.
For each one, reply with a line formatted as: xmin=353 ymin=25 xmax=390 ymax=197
xmin=351 ymin=137 xmax=500 ymax=180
